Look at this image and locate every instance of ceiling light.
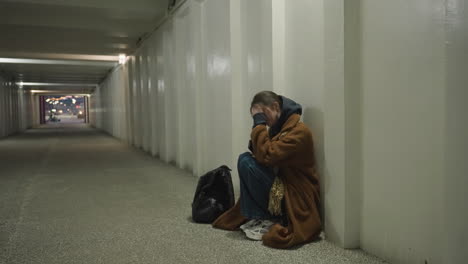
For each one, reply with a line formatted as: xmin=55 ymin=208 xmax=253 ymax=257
xmin=30 ymin=90 xmax=47 ymax=93
xmin=119 ymin=54 xmax=127 ymax=64
xmin=0 ymin=58 xmax=116 ymax=67
xmin=16 ymin=82 xmax=97 ymax=87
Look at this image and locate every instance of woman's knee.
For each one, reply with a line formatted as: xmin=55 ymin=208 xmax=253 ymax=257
xmin=238 ymin=152 xmax=254 ymax=173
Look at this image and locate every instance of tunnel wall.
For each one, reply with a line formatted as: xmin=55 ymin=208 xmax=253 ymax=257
xmin=357 ymin=0 xmax=446 ymax=263
xmin=0 ymin=75 xmax=30 ymax=138
xmin=351 ymin=0 xmax=467 ymax=263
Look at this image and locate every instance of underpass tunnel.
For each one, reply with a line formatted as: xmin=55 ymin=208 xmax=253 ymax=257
xmin=0 ymin=1 xmax=467 ymax=264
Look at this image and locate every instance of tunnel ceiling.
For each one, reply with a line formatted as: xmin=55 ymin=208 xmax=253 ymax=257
xmin=0 ymin=0 xmax=169 ymax=93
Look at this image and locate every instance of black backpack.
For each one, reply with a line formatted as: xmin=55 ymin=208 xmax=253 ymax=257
xmin=191 ymin=165 xmax=235 ymax=223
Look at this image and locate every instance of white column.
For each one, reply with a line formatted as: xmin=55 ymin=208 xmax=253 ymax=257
xmin=444 ymin=0 xmax=468 ymax=262
xmin=323 ymin=0 xmax=362 ymax=248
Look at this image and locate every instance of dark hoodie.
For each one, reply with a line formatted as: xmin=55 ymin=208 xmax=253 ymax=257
xmin=268 ymin=96 xmax=302 ymax=137
xmin=252 ymin=96 xmax=303 ymax=138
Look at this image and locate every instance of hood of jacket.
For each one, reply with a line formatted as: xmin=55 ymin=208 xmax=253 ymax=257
xmin=269 ymin=96 xmax=302 ymax=138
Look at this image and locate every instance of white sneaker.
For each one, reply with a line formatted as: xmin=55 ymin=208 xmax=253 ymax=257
xmin=239 ymin=219 xmax=261 ymax=231
xmin=243 ymin=220 xmax=275 ymax=241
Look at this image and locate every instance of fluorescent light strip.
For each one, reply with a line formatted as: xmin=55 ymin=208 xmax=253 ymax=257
xmin=0 ymin=58 xmax=117 ymax=67
xmin=30 ymin=90 xmax=91 ymax=96
xmin=17 ymin=82 xmax=97 ymax=87
xmin=0 ymin=52 xmax=119 ymax=62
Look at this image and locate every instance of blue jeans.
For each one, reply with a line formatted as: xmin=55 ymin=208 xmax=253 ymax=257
xmin=238 ymin=152 xmax=276 ymax=220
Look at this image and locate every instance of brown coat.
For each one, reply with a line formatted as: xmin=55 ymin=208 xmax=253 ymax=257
xmin=212 ymin=113 xmax=321 ymax=248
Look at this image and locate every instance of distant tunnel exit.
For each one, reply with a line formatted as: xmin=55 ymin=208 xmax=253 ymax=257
xmin=39 ymin=95 xmax=89 ymax=124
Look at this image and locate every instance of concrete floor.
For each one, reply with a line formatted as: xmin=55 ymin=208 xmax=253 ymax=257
xmin=0 ymin=124 xmax=386 ymax=264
